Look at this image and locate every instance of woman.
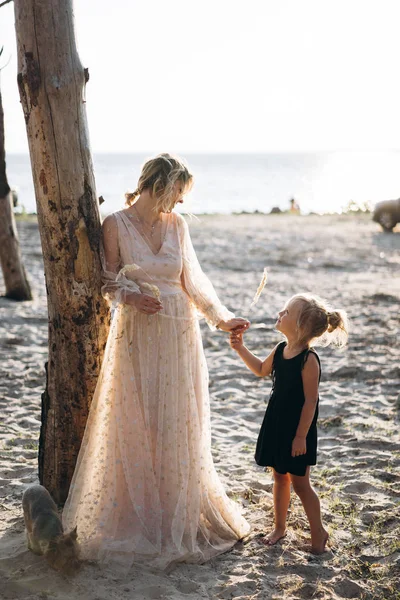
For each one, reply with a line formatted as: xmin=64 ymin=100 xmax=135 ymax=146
xmin=63 ymin=154 xmax=250 ymax=571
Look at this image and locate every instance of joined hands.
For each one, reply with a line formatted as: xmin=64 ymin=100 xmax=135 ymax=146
xmin=218 ymin=318 xmax=250 ymax=334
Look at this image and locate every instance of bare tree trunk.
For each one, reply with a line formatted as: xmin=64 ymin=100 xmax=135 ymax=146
xmin=14 ymin=0 xmax=109 ymax=504
xmin=0 ymin=86 xmax=32 ymax=301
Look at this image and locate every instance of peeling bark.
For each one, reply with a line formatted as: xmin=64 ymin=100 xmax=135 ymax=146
xmin=14 ymin=0 xmax=109 ymax=503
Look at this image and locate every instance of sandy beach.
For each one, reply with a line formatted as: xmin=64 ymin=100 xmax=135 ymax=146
xmin=0 ymin=212 xmax=399 ymax=599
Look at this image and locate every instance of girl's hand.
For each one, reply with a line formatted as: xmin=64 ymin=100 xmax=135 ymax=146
xmin=291 ymin=436 xmax=307 ymax=457
xmin=127 ymin=292 xmax=163 ymax=314
xmin=229 ymin=331 xmax=244 ymax=351
xmin=217 ymin=318 xmax=250 ymax=333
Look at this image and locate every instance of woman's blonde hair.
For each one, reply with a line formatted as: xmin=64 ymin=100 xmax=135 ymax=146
xmin=125 ymin=153 xmax=193 ymax=213
xmin=291 ymin=293 xmax=349 ymax=348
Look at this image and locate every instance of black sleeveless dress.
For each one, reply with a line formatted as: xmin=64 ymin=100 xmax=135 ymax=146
xmin=255 ymin=341 xmax=321 ymax=476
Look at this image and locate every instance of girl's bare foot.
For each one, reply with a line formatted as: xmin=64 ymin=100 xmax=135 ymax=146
xmin=310 ymin=530 xmax=329 ymax=554
xmin=259 ymin=528 xmax=286 ymax=546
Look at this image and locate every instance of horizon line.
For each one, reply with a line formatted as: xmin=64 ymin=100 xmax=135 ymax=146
xmin=6 ymin=148 xmax=400 ymax=156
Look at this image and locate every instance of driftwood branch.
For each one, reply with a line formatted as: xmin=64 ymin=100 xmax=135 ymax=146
xmin=14 ymin=0 xmax=109 ymax=504
xmin=0 ymin=47 xmax=12 ymax=71
xmin=0 ymin=59 xmax=32 ymax=300
xmin=0 ymin=0 xmax=13 ymax=9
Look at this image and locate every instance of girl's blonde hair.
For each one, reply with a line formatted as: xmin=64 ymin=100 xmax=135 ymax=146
xmin=291 ymin=293 xmax=349 ymax=348
xmin=125 ymin=153 xmax=193 ymax=213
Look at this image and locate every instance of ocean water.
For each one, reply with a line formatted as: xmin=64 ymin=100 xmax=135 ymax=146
xmin=6 ymin=151 xmax=400 ymax=216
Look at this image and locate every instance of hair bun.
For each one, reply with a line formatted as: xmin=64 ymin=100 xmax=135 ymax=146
xmin=327 ymin=311 xmax=342 ymax=333
xmin=125 ymin=189 xmax=140 ymax=206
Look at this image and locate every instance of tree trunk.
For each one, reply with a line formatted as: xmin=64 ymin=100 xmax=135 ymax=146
xmin=14 ymin=0 xmax=110 ymax=504
xmin=0 ymin=86 xmax=32 ymax=301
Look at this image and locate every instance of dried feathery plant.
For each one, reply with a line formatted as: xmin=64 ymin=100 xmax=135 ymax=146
xmin=117 ymin=264 xmax=141 ymax=278
xmin=117 ymin=262 xmax=162 ymax=316
xmin=118 ymin=263 xmax=161 ymax=299
xmin=118 ymin=264 xmax=162 ymax=333
xmin=141 ymin=282 xmax=162 ymax=334
xmin=250 ymin=268 xmax=268 ymax=308
xmin=140 ymin=282 xmax=161 ymax=303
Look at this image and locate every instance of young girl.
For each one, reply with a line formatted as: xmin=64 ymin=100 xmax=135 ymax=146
xmin=229 ymin=293 xmax=348 ymax=554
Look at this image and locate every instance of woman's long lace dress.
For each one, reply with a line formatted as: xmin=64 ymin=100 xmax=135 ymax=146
xmin=62 ymin=211 xmax=250 ymax=570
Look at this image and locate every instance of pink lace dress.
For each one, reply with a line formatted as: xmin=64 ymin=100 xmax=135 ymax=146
xmin=62 ymin=211 xmax=250 ymax=571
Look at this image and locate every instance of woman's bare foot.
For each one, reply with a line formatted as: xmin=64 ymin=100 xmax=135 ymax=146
xmin=259 ymin=528 xmax=286 ymax=546
xmin=310 ymin=530 xmax=329 ymax=554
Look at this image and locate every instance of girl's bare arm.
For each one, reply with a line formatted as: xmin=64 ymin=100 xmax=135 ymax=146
xmin=230 ymin=333 xmax=278 ymax=378
xmin=292 ymin=353 xmax=320 ymax=456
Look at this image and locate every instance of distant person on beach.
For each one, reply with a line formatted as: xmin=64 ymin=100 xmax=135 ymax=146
xmin=229 ymin=294 xmax=348 ymax=553
xmin=289 ymin=197 xmax=300 ymax=213
xmin=63 ymin=153 xmax=250 ymax=570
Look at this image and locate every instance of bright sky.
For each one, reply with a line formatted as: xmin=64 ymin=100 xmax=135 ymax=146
xmin=1 ymin=0 xmax=400 ymax=153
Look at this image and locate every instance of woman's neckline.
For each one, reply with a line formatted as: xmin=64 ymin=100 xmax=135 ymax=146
xmin=121 ymin=207 xmax=168 ymax=225
xmin=118 ymin=209 xmax=172 ymax=256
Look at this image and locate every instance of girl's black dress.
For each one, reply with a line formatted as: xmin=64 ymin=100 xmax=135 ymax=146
xmin=255 ymin=341 xmax=321 ymax=476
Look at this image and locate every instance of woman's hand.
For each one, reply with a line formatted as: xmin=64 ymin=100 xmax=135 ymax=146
xmin=217 ymin=318 xmax=250 ymax=333
xmin=126 ymin=292 xmax=163 ymax=315
xmin=291 ymin=436 xmax=307 ymax=457
xmin=229 ymin=331 xmax=244 ymax=351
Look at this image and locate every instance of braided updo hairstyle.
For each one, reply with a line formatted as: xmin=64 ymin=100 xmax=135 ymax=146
xmin=125 ymin=153 xmax=193 ymax=213
xmin=292 ymin=293 xmax=349 ymax=348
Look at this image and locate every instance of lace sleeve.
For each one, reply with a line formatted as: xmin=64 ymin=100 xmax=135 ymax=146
xmin=101 ymin=214 xmax=141 ymax=306
xmin=176 ymin=214 xmax=234 ymax=330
